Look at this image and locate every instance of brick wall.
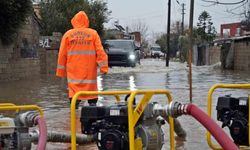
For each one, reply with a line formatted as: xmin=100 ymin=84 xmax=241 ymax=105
xmin=0 ymin=59 xmax=40 ymax=81
xmin=234 ymin=41 xmax=250 ymax=71
xmin=39 ymin=32 xmax=62 ymax=75
xmin=0 ymin=15 xmax=41 ymax=81
xmin=0 ymin=43 xmax=14 ymax=75
xmin=40 ymin=49 xmax=58 ymax=75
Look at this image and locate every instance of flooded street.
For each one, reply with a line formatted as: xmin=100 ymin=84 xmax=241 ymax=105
xmin=0 ymin=58 xmax=250 ymax=150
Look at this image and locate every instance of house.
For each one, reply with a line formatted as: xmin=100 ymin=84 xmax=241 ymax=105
xmin=129 ymin=32 xmax=141 ymax=47
xmin=105 ymin=24 xmax=142 ymax=47
xmin=220 ymin=22 xmax=250 ymax=38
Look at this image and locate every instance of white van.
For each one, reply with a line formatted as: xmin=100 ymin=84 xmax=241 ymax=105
xmin=151 ymin=46 xmax=164 ymax=58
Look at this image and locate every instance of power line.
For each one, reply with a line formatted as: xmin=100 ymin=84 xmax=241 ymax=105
xmin=198 ymin=0 xmax=249 ymax=19
xmin=226 ymin=1 xmax=249 ymax=16
xmin=201 ymin=0 xmax=248 ymax=5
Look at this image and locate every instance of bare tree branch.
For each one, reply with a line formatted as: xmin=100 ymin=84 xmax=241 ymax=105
xmin=128 ymin=20 xmax=149 ymax=46
xmin=128 ymin=20 xmax=149 ymax=38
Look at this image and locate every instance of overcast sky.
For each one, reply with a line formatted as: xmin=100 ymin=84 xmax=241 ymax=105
xmin=104 ymin=0 xmax=247 ymax=35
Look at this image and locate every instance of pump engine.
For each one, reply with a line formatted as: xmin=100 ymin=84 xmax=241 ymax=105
xmin=0 ymin=115 xmax=32 ymax=150
xmin=80 ymin=102 xmax=165 ymax=150
xmin=216 ymin=95 xmax=249 ymax=145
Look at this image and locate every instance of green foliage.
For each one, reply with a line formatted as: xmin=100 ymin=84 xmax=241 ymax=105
xmin=40 ymin=0 xmax=110 ymax=38
xmin=178 ymin=35 xmax=189 ymax=62
xmin=88 ymin=1 xmax=110 ymax=37
xmin=155 ymin=34 xmax=167 ymax=53
xmin=156 ymin=33 xmax=179 ymax=57
xmin=155 ymin=22 xmax=183 ymax=58
xmin=196 ymin=11 xmax=216 ymax=43
xmin=0 ymin=0 xmax=32 ymax=45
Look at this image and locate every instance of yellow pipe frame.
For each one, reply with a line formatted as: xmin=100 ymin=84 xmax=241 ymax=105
xmin=127 ymin=90 xmax=175 ymax=150
xmin=0 ymin=103 xmax=44 ymax=116
xmin=0 ymin=103 xmax=19 ymax=113
xmin=207 ymin=83 xmax=250 ymax=150
xmin=0 ymin=103 xmax=17 ymax=107
xmin=70 ymin=90 xmax=175 ymax=150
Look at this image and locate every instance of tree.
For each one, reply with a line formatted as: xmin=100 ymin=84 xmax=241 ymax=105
xmin=155 ymin=32 xmax=179 ymax=58
xmin=0 ymin=0 xmax=32 ymax=45
xmin=178 ymin=35 xmax=189 ymax=62
xmin=196 ymin=11 xmax=216 ymax=43
xmin=40 ymin=0 xmax=110 ymax=38
xmin=155 ymin=34 xmax=167 ymax=53
xmin=155 ymin=21 xmax=183 ymax=58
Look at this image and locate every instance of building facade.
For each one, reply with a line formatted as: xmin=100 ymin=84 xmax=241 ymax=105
xmin=221 ymin=22 xmax=243 ymax=38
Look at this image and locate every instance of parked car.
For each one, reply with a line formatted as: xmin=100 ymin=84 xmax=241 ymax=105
xmin=104 ymin=39 xmax=140 ymax=67
xmin=151 ymin=46 xmax=164 ymax=58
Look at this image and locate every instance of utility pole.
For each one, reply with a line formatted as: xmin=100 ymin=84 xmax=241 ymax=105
xmin=181 ymin=3 xmax=185 ymax=35
xmin=188 ymin=0 xmax=194 ymax=103
xmin=166 ymin=0 xmax=171 ymax=67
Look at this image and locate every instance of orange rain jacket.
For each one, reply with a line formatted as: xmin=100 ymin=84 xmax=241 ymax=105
xmin=56 ymin=11 xmax=108 ymax=100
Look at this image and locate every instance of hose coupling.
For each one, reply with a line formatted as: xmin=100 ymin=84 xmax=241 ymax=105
xmin=153 ymin=101 xmax=188 ymax=118
xmin=167 ymin=101 xmax=188 ymax=117
xmin=19 ymin=111 xmax=38 ymax=127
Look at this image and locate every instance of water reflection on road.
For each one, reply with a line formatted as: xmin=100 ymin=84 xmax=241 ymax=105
xmin=0 ymin=59 xmax=249 ymax=150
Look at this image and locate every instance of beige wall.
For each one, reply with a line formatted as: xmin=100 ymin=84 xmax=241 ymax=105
xmin=208 ymin=39 xmax=250 ymax=71
xmin=234 ymin=41 xmax=250 ymax=71
xmin=208 ymin=45 xmax=221 ymax=65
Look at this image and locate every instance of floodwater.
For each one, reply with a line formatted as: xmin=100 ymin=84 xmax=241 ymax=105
xmin=0 ymin=59 xmax=250 ymax=150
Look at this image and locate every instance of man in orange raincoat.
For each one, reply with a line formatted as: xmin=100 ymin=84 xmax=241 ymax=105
xmin=56 ymin=11 xmax=108 ymax=108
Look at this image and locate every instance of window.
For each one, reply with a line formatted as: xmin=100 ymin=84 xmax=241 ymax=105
xmin=235 ymin=28 xmax=241 ymax=36
xmin=223 ymin=29 xmax=230 ymax=38
xmin=106 ymin=40 xmax=134 ymax=51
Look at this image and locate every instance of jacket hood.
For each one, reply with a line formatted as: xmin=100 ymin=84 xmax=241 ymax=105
xmin=71 ymin=11 xmax=89 ymax=29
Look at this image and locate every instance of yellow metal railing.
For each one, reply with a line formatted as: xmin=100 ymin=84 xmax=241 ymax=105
xmin=70 ymin=90 xmax=175 ymax=150
xmin=207 ymin=83 xmax=250 ymax=150
xmin=0 ymin=103 xmax=44 ymax=116
xmin=0 ymin=103 xmax=17 ymax=107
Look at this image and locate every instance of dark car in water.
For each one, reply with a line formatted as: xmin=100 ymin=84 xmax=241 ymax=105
xmin=104 ymin=39 xmax=140 ymax=67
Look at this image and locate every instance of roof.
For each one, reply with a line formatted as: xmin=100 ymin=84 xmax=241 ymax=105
xmin=215 ymin=35 xmax=250 ymax=41
xmin=213 ymin=35 xmax=250 ymax=44
xmin=221 ymin=22 xmax=241 ymax=26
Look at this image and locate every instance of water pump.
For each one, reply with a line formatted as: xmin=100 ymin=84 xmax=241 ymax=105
xmin=216 ymin=95 xmax=249 ymax=145
xmin=80 ymin=102 xmax=165 ymax=150
xmin=0 ymin=114 xmax=33 ymax=150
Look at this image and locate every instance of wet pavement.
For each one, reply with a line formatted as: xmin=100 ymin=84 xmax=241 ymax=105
xmin=0 ymin=58 xmax=250 ymax=150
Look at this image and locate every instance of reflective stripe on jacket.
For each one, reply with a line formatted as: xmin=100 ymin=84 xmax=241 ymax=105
xmin=56 ymin=11 xmax=108 ymax=100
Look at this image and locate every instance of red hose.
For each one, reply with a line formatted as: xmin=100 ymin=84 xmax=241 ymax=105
xmin=34 ymin=116 xmax=47 ymax=150
xmin=186 ymin=104 xmax=239 ymax=150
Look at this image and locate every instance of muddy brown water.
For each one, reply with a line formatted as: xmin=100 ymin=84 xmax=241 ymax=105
xmin=0 ymin=59 xmax=249 ymax=150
